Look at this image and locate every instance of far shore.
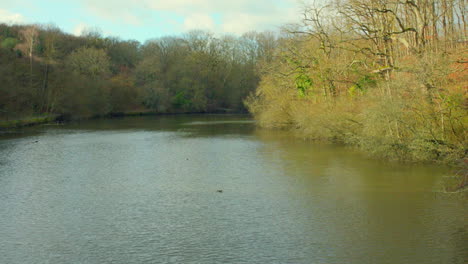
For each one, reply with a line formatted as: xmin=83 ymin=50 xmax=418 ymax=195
xmin=0 ymin=109 xmax=247 ymax=130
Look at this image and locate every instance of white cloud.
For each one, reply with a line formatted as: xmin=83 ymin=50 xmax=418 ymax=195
xmin=155 ymin=0 xmax=301 ymax=34
xmin=143 ymin=0 xmax=266 ymax=14
xmin=0 ymin=9 xmax=26 ymax=24
xmin=72 ymin=23 xmax=88 ymax=36
xmin=222 ymin=14 xmax=262 ymax=35
xmin=82 ymin=0 xmax=302 ymax=35
xmin=84 ymin=0 xmax=143 ymax=26
xmin=183 ymin=13 xmax=215 ymax=31
xmin=221 ymin=9 xmax=297 ymax=35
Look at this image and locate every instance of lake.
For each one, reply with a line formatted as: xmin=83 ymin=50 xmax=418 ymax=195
xmin=0 ymin=115 xmax=466 ymax=264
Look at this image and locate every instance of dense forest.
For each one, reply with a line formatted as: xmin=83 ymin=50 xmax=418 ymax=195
xmin=1 ymin=0 xmax=467 ymax=165
xmin=246 ymin=0 xmax=467 ymax=164
xmin=0 ymin=24 xmax=276 ymax=119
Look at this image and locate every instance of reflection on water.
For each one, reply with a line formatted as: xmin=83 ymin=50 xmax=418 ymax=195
xmin=184 ymin=120 xmax=255 ymax=125
xmin=0 ymin=115 xmax=466 ymax=264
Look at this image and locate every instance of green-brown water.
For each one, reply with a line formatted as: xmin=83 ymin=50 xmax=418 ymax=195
xmin=0 ymin=115 xmax=466 ymax=264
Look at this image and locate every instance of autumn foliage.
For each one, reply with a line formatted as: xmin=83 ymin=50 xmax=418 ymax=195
xmin=246 ymin=0 xmax=467 ymax=164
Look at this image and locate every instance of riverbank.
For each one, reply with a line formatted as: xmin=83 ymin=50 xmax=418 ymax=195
xmin=0 ymin=115 xmax=59 ymax=129
xmin=0 ymin=109 xmax=245 ymax=130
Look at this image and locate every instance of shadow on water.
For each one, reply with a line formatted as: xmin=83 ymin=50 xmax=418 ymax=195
xmin=253 ymin=128 xmax=467 ymax=264
xmin=0 ymin=114 xmax=255 ymax=139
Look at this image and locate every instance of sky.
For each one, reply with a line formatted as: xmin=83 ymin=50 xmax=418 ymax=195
xmin=0 ymin=0 xmax=306 ymax=42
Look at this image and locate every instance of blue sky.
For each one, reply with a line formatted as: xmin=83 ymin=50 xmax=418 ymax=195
xmin=0 ymin=0 xmax=304 ymax=42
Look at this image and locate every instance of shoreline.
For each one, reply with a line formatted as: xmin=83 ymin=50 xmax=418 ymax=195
xmin=0 ymin=110 xmax=249 ymax=130
xmin=1 ymin=112 xmax=465 ymax=192
xmin=0 ymin=115 xmax=59 ymax=130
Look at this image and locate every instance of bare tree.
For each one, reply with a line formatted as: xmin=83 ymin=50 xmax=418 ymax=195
xmin=20 ymin=25 xmax=39 ymax=91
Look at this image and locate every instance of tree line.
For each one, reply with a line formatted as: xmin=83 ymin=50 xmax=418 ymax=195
xmin=0 ymin=24 xmax=277 ymax=119
xmin=1 ymin=0 xmax=466 ymax=165
xmin=246 ymin=0 xmax=467 ymax=164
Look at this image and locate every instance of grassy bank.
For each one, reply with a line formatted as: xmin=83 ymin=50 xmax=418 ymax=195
xmin=0 ymin=114 xmax=59 ymax=129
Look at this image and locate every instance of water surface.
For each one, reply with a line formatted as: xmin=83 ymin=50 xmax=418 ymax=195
xmin=0 ymin=115 xmax=466 ymax=264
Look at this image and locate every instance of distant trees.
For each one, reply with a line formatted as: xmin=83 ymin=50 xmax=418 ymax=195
xmin=0 ymin=24 xmax=276 ymax=119
xmin=1 ymin=37 xmax=18 ymax=50
xmin=134 ymin=31 xmax=277 ymax=112
xmin=67 ymin=47 xmax=110 ymax=77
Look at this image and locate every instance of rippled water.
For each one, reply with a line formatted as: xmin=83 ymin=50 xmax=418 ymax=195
xmin=0 ymin=115 xmax=466 ymax=264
